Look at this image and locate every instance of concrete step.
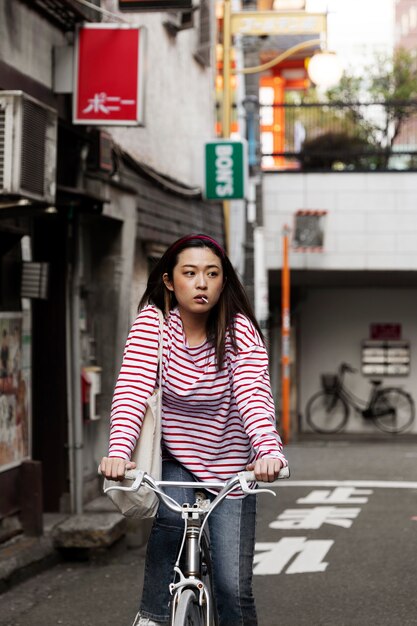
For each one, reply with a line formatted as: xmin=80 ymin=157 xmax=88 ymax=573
xmin=52 ymin=512 xmax=126 ymax=549
xmin=84 ymin=495 xmax=118 ymax=513
xmin=0 ymin=534 xmax=59 ymax=592
xmin=84 ymin=496 xmax=153 ymax=547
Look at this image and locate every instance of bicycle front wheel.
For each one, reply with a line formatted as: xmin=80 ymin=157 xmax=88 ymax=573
xmin=306 ymin=391 xmax=349 ymax=434
xmin=372 ymin=388 xmax=415 ymax=434
xmin=173 ymin=589 xmax=204 ymax=626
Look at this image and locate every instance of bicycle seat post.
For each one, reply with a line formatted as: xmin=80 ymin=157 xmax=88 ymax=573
xmin=183 ymin=507 xmax=202 ymax=578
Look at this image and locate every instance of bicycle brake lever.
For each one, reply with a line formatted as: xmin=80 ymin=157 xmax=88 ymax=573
xmin=238 ymin=472 xmax=276 ymax=497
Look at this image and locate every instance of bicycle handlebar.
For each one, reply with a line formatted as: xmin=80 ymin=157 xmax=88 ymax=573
xmin=102 ymin=466 xmax=290 ymax=516
xmin=124 ymin=466 xmax=290 ymax=484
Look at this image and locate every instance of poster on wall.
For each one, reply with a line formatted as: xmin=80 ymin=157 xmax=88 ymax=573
xmin=0 ymin=313 xmax=30 ymax=471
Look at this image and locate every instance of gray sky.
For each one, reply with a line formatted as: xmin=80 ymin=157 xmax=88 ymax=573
xmin=306 ymin=0 xmax=394 ymax=71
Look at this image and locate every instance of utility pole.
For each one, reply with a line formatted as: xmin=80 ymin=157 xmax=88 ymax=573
xmin=281 ymin=225 xmax=291 ymax=443
xmin=222 ymin=0 xmax=232 ymax=251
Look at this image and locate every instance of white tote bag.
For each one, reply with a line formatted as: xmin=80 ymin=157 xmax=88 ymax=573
xmin=103 ymin=309 xmax=164 ymax=519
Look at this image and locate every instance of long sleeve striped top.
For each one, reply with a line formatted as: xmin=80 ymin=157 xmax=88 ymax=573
xmin=108 ymin=304 xmax=287 ymax=488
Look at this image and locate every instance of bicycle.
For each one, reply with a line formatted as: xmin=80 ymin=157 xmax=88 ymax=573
xmin=305 ymin=362 xmax=415 ymax=434
xmin=104 ymin=466 xmax=289 ymax=626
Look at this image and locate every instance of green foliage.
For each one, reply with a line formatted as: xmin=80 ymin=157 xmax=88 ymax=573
xmin=299 ymin=131 xmax=379 ymax=171
xmin=326 ymin=48 xmax=417 ymax=155
xmin=327 ymin=48 xmax=417 ymax=104
xmin=287 ymin=49 xmax=417 ymax=169
xmin=326 ymin=74 xmax=362 ymax=104
xmin=369 ymin=48 xmax=417 ymax=102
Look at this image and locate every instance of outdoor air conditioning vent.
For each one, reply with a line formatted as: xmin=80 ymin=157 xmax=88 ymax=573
xmin=0 ymin=91 xmax=57 ymax=204
xmin=163 ymin=9 xmax=195 ymax=35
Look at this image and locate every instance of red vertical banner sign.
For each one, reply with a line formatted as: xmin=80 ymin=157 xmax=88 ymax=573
xmin=73 ymin=24 xmax=146 ymax=126
xmin=281 ymin=226 xmax=291 ymax=444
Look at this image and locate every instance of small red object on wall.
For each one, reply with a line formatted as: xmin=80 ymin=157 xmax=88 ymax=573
xmin=370 ymin=324 xmax=402 ymax=340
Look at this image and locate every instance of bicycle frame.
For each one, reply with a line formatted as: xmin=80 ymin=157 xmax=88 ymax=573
xmin=104 ymin=468 xmax=289 ymax=625
xmin=335 ymin=366 xmax=376 ymax=413
xmin=168 ymin=507 xmax=213 ymax=625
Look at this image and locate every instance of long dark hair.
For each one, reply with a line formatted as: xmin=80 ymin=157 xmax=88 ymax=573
xmin=138 ymin=233 xmax=264 ymax=368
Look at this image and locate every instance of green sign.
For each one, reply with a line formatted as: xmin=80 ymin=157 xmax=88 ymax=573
xmin=204 ymin=140 xmax=247 ymax=200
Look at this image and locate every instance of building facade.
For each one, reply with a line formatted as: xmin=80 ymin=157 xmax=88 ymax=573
xmin=0 ymin=0 xmax=221 ymax=538
xmin=264 ymin=171 xmax=417 ymax=434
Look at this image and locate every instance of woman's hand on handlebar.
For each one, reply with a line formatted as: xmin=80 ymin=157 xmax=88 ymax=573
xmin=246 ymin=457 xmax=283 ymax=482
xmin=99 ymin=456 xmax=136 ymax=481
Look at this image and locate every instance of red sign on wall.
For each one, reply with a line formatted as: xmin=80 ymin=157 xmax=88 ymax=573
xmin=74 ymin=24 xmax=146 ymax=126
xmin=370 ymin=324 xmax=402 ymax=340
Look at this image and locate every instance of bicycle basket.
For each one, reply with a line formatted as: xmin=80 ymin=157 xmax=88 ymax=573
xmin=321 ymin=374 xmax=338 ymax=393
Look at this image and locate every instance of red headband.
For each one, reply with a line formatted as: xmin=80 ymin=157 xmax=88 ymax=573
xmin=170 ymin=234 xmax=225 ymax=256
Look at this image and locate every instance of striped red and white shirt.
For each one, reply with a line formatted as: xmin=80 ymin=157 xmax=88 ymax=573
xmin=108 ymin=305 xmax=287 ymax=488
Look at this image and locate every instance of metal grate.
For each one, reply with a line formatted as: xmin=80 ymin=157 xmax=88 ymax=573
xmin=21 ymin=262 xmax=49 ymax=300
xmin=20 ymin=99 xmax=48 ymax=197
xmin=0 ymin=106 xmax=5 ymax=189
xmin=261 ymin=100 xmax=417 ymax=171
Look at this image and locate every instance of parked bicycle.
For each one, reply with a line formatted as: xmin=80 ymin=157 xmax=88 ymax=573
xmin=105 ymin=467 xmax=289 ymax=626
xmin=305 ymin=362 xmax=415 ymax=434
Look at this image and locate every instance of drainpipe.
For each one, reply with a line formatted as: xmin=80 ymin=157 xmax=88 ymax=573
xmin=66 ymin=211 xmax=83 ymax=514
xmin=281 ymin=225 xmax=291 ymax=444
xmin=65 ymin=223 xmax=75 ymax=514
xmin=253 ymin=225 xmax=268 ymax=339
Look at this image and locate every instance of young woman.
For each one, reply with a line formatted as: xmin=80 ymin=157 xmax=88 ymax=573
xmin=100 ymin=233 xmax=287 ymax=626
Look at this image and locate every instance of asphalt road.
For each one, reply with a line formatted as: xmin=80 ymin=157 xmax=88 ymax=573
xmin=1 ymin=440 xmax=417 ymax=626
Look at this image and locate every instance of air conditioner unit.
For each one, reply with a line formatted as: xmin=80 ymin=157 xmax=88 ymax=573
xmin=163 ymin=9 xmax=195 ymax=35
xmin=0 ymin=91 xmax=57 ymax=204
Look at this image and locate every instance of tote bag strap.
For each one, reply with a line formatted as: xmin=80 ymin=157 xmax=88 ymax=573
xmin=155 ymin=308 xmax=164 ymax=415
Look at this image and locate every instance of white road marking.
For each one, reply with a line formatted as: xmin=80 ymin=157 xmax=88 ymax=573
xmin=258 ymin=482 xmax=416 ymax=575
xmin=254 ymin=538 xmax=333 ymax=575
xmin=297 ymin=487 xmax=373 ymax=503
xmin=271 ymin=479 xmax=417 ymax=489
xmin=269 ymin=506 xmax=361 ymax=529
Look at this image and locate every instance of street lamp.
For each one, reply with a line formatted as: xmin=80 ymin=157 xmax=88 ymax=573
xmin=307 ymin=50 xmax=343 ymax=89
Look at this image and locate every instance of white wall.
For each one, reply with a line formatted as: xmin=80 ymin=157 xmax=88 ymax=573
xmin=263 ymin=172 xmax=417 ymax=271
xmin=0 ymin=2 xmax=66 ymax=87
xmin=0 ymin=1 xmax=215 ymax=189
xmin=298 ymin=288 xmax=417 ymax=433
xmin=104 ymin=1 xmax=216 ymax=188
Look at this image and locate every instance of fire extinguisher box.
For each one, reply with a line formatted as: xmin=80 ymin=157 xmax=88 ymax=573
xmin=82 ymin=366 xmax=102 ymax=420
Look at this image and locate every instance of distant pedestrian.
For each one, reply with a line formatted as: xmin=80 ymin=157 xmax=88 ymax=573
xmin=100 ymin=233 xmax=287 ymax=626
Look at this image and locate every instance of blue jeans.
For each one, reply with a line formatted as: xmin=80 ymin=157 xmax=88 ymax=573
xmin=139 ymin=460 xmax=258 ymax=626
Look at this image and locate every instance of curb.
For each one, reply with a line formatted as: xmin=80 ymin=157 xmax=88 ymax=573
xmin=0 ymin=533 xmax=60 ymax=594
